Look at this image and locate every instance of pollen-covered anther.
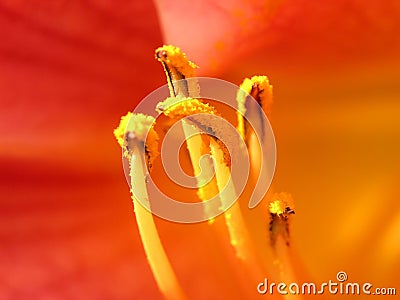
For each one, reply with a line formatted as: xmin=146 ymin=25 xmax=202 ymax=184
xmin=155 ymin=45 xmax=198 ymax=78
xmin=269 ymin=193 xmax=295 ymax=247
xmin=157 ymin=96 xmax=216 ymax=117
xmin=113 ymin=112 xmax=159 ymax=169
xmin=238 ymin=75 xmax=273 ymax=111
xmin=158 ymin=96 xmax=234 ymax=166
xmin=236 ymin=75 xmax=273 ymax=148
xmin=269 ymin=200 xmax=295 ymax=217
xmin=155 ymin=45 xmax=200 ymax=98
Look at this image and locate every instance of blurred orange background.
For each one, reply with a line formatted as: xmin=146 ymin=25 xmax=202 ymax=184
xmin=1 ymin=0 xmax=399 ymax=299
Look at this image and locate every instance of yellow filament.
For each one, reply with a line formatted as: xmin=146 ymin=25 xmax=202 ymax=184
xmin=160 ymin=98 xmax=221 ymax=222
xmin=160 ymin=96 xmax=259 ymax=264
xmin=114 ymin=114 xmax=185 ymax=300
xmin=181 ymin=120 xmax=220 ymax=222
xmin=130 ymin=144 xmax=186 ymax=300
xmin=209 ymin=138 xmax=255 ymax=261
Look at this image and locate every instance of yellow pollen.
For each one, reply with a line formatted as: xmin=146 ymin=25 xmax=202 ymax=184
xmin=113 ymin=112 xmax=159 ymax=168
xmin=269 ymin=200 xmax=287 ymax=216
xmin=155 ymin=45 xmax=198 ymax=78
xmin=269 ymin=192 xmax=295 ymax=216
xmin=158 ymin=96 xmax=216 ymax=118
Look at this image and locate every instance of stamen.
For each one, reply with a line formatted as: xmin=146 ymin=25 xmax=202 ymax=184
xmin=268 ymin=192 xmax=295 ymax=249
xmin=160 ymin=98 xmax=258 ymax=264
xmin=236 ymin=76 xmax=273 ymax=181
xmin=114 ymin=114 xmax=185 ymax=300
xmin=155 ymin=46 xmax=264 ymax=279
xmin=155 ymin=45 xmax=199 ymax=97
xmin=209 ymin=137 xmax=252 ymax=260
xmin=114 ymin=113 xmax=159 ymax=170
xmin=268 ymin=192 xmax=299 ymax=285
xmin=159 ymin=97 xmax=221 ymax=216
xmin=115 ymin=44 xmax=302 ymax=298
xmin=236 ymin=75 xmax=273 ymax=141
xmin=181 ymin=120 xmax=220 ymax=222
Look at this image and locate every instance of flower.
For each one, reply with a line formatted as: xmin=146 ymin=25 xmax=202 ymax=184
xmin=1 ymin=1 xmax=400 ymax=299
xmin=155 ymin=0 xmax=400 ymax=295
